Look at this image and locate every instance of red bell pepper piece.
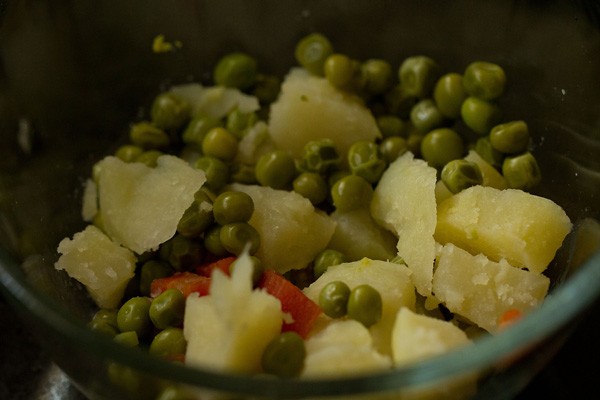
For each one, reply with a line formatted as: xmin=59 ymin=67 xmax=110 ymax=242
xmin=196 ymin=256 xmax=236 ymax=277
xmin=150 ymin=272 xmax=211 ymax=298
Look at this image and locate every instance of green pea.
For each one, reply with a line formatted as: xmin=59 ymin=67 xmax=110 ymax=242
xmin=379 ymin=136 xmax=408 ymax=164
xmin=406 ymin=130 xmax=426 ymax=156
xmin=331 ymin=174 xmax=373 ymax=212
xmin=87 ymin=319 xmax=118 ymax=337
xmin=384 ymin=84 xmax=417 ymax=119
xmin=377 ymin=115 xmax=405 ymax=138
xmin=324 ymin=53 xmax=354 ymax=89
xmin=149 ymin=288 xmax=185 ymax=330
xmin=347 ymin=141 xmax=386 ymax=184
xmin=313 ymin=249 xmax=345 ymax=279
xmin=420 ymin=128 xmax=464 ymax=168
xmin=460 ymin=96 xmax=502 ymax=135
xmin=129 ymin=121 xmax=170 ymax=149
xmin=489 ymin=120 xmax=530 ymax=154
xmin=135 ymin=150 xmax=163 ymax=167
xmin=149 ymin=327 xmax=187 ymax=359
xmin=261 ymin=332 xmax=306 ymax=378
xmin=319 ymin=281 xmax=351 ymax=318
xmin=177 ymin=191 xmax=214 ymax=238
xmin=139 ymin=260 xmax=174 ymax=296
xmin=255 ymin=150 xmax=296 ymax=189
xmin=502 ymin=152 xmax=541 ymax=190
xmin=150 ymin=93 xmax=190 ymax=131
xmin=433 ymin=73 xmax=467 ymax=119
xmin=361 ymin=59 xmax=393 ymax=95
xmin=410 ymin=99 xmax=445 ymax=133
xmin=230 ymin=255 xmax=265 ymax=285
xmin=226 ymin=109 xmax=258 ymax=139
xmin=347 ymin=284 xmax=382 ymax=328
xmin=298 ymin=139 xmax=341 ymax=174
xmin=328 ymin=169 xmax=351 ymax=188
xmin=399 ymin=55 xmax=441 ymax=98
xmin=441 ymin=159 xmax=483 ymax=193
xmin=117 ymin=297 xmax=152 ymax=337
xmin=201 ymin=127 xmax=238 ymax=162
xmin=213 ymin=191 xmax=255 ymax=225
xmin=115 ymin=144 xmax=144 ymax=163
xmin=219 ymin=222 xmax=261 ymax=256
xmin=203 ymin=225 xmax=228 ymax=257
xmin=160 ymin=234 xmax=204 ymax=271
xmin=113 ymin=331 xmax=140 ymax=348
xmin=463 ymin=61 xmax=507 ymax=101
xmin=194 ymin=156 xmax=229 ymax=192
xmin=182 ymin=114 xmax=221 ymax=147
xmin=252 ymin=73 xmax=281 ymax=105
xmin=213 ymin=52 xmax=258 ymax=90
xmin=230 ymin=162 xmax=257 ymax=184
xmin=474 ymin=136 xmax=504 ymax=168
xmin=294 ymin=33 xmax=334 ymax=76
xmin=293 ymin=172 xmax=328 ymax=205
xmin=91 ymin=309 xmax=119 ymax=329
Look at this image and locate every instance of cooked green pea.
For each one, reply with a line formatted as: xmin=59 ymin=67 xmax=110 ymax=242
xmin=177 ymin=191 xmax=214 ymax=238
xmin=328 ymin=169 xmax=351 ymax=188
xmin=319 ymin=281 xmax=351 ymax=318
xmin=213 ymin=191 xmax=254 ymax=225
xmin=385 ymin=85 xmax=418 ymax=119
xmin=213 ymin=52 xmax=258 ymax=90
xmin=474 ymin=136 xmax=504 ymax=168
xmin=92 ymin=309 xmax=119 ymax=328
xmin=463 ymin=61 xmax=507 ymax=100
xmin=295 ymin=33 xmax=334 ymax=76
xmin=252 ymin=73 xmax=281 ymax=105
xmin=150 ymin=93 xmax=190 ymax=131
xmin=460 ymin=96 xmax=502 ymax=135
xmin=347 ymin=140 xmax=386 ymax=183
xmin=203 ymin=225 xmax=228 ymax=257
xmin=230 ymin=162 xmax=257 ymax=184
xmin=331 ymin=174 xmax=373 ymax=212
xmin=489 ymin=120 xmax=530 ymax=154
xmin=293 ymin=172 xmax=328 ymax=205
xmin=255 ymin=150 xmax=296 ymax=189
xmin=115 ymin=144 xmax=144 ymax=162
xmin=410 ymin=99 xmax=445 ymax=133
xmin=399 ymin=55 xmax=441 ymax=98
xmin=139 ymin=260 xmax=174 ymax=296
xmin=361 ymin=59 xmax=393 ymax=95
xmin=129 ymin=121 xmax=170 ymax=149
xmin=160 ymin=234 xmax=204 ymax=271
xmin=226 ymin=109 xmax=258 ymax=139
xmin=113 ymin=331 xmax=139 ymax=348
xmin=261 ymin=332 xmax=305 ymax=378
xmin=88 ymin=317 xmax=118 ymax=337
xmin=347 ymin=284 xmax=382 ymax=328
xmin=149 ymin=327 xmax=187 ymax=359
xmin=406 ymin=130 xmax=425 ymax=156
xmin=149 ymin=288 xmax=185 ymax=329
xmin=377 ymin=115 xmax=405 ymax=138
xmin=219 ymin=222 xmax=261 ymax=255
xmin=324 ymin=53 xmax=354 ymax=89
xmin=441 ymin=159 xmax=483 ymax=193
xmin=201 ymin=127 xmax=238 ymax=162
xmin=135 ymin=150 xmax=163 ymax=167
xmin=433 ymin=73 xmax=467 ymax=119
xmin=230 ymin=255 xmax=264 ymax=285
xmin=194 ymin=156 xmax=229 ymax=192
xmin=182 ymin=114 xmax=221 ymax=147
xmin=420 ymin=128 xmax=464 ymax=168
xmin=502 ymin=151 xmax=541 ymax=190
xmin=380 ymin=136 xmax=408 ymax=163
xmin=298 ymin=139 xmax=340 ymax=174
xmin=313 ymin=249 xmax=345 ymax=279
xmin=117 ymin=297 xmax=152 ymax=337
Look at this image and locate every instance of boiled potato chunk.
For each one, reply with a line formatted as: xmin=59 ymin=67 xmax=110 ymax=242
xmin=170 ymin=83 xmax=259 ymax=120
xmin=55 ymin=225 xmax=136 ymax=309
xmin=302 ymin=319 xmax=391 ymax=378
xmin=435 ymin=186 xmax=572 ymax=273
xmin=371 ymin=152 xmax=438 ymax=296
xmin=268 ymin=68 xmax=380 ymax=161
xmin=303 ymin=258 xmax=415 ymax=356
xmin=392 ymin=307 xmax=471 ymax=366
xmin=228 ymin=183 xmax=336 ymax=273
xmin=463 ymin=150 xmax=508 ymax=190
xmin=432 ymin=243 xmax=550 ymax=332
xmin=184 ymin=253 xmax=283 ymax=374
xmin=81 ymin=178 xmax=98 ymax=222
xmin=97 ymin=155 xmax=206 ymax=254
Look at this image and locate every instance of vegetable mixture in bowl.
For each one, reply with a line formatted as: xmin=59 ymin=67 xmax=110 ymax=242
xmin=1 ymin=1 xmax=600 ymax=399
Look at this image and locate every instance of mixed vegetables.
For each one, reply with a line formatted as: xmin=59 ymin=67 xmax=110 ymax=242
xmin=54 ymin=32 xmax=572 ymax=395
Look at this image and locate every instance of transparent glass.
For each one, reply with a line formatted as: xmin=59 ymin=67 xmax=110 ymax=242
xmin=1 ymin=1 xmax=600 ymax=399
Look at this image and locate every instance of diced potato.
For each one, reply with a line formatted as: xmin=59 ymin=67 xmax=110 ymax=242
xmin=81 ymin=178 xmax=98 ymax=222
xmin=55 ymin=225 xmax=136 ymax=309
xmin=303 ymin=258 xmax=416 ymax=356
xmin=97 ymin=155 xmax=205 ymax=254
xmin=371 ymin=152 xmax=438 ymax=296
xmin=268 ymin=68 xmax=380 ymax=161
xmin=435 ymin=186 xmax=572 ymax=273
xmin=391 ymin=307 xmax=471 ymax=366
xmin=327 ymin=208 xmax=397 ymax=262
xmin=184 ymin=253 xmax=284 ymax=374
xmin=463 ymin=150 xmax=508 ymax=189
xmin=170 ymin=83 xmax=259 ymax=120
xmin=227 ymin=183 xmax=336 ymax=273
xmin=432 ymin=243 xmax=550 ymax=332
xmin=302 ymin=319 xmax=391 ymax=377
xmin=434 ymin=180 xmax=454 ymax=205
xmin=235 ymin=121 xmax=277 ymax=165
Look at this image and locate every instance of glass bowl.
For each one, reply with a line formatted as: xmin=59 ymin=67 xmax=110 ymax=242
xmin=1 ymin=1 xmax=600 ymax=399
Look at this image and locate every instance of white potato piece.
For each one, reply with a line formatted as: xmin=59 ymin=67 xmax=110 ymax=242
xmin=97 ymin=155 xmax=205 ymax=254
xmin=55 ymin=225 xmax=136 ymax=309
xmin=227 ymin=183 xmax=336 ymax=273
xmin=463 ymin=150 xmax=508 ymax=189
xmin=81 ymin=178 xmax=98 ymax=222
xmin=435 ymin=185 xmax=572 ymax=274
xmin=268 ymin=68 xmax=380 ymax=161
xmin=371 ymin=152 xmax=438 ymax=296
xmin=433 ymin=243 xmax=550 ymax=332
xmin=170 ymin=83 xmax=259 ymax=120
